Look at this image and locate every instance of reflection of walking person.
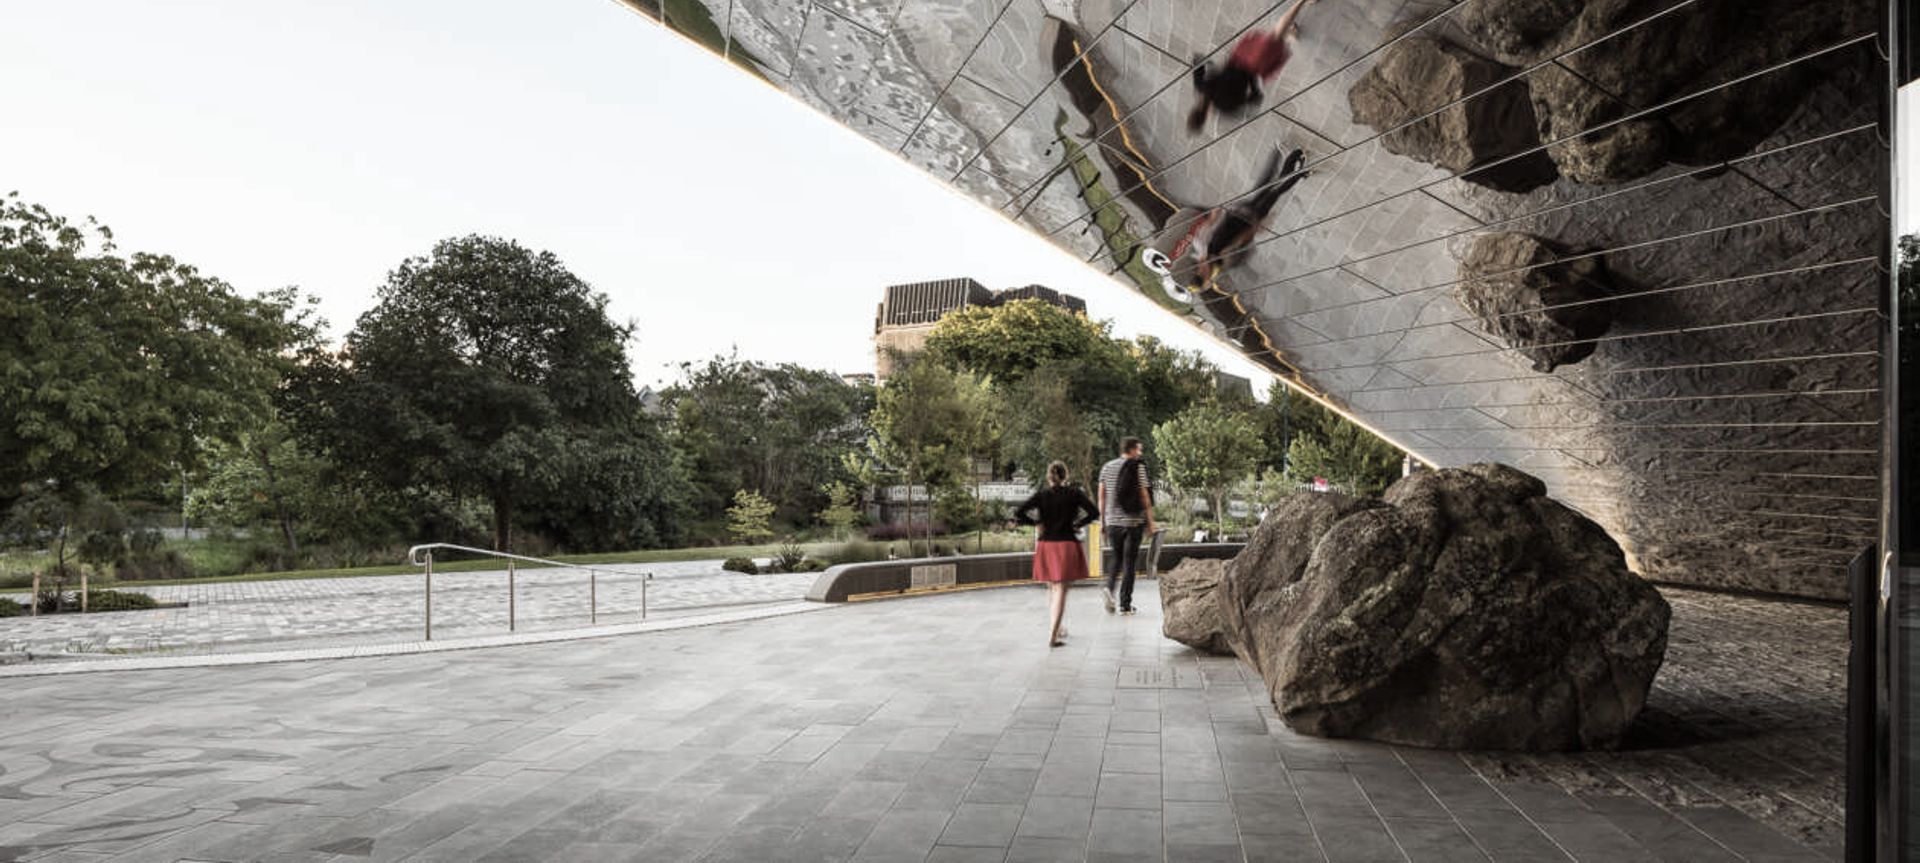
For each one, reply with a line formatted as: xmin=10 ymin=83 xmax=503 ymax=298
xmin=1188 ymin=0 xmax=1320 ymax=132
xmin=1015 ymin=461 xmax=1101 ymax=647
xmin=1097 ymin=437 xmax=1156 ymax=615
xmin=1164 ymin=147 xmax=1310 ymax=291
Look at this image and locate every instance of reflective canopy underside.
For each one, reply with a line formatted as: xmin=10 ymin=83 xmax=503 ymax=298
xmin=623 ymin=0 xmax=1888 ymax=599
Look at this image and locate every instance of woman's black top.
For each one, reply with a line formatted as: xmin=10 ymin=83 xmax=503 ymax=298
xmin=1014 ymin=485 xmax=1100 ymax=542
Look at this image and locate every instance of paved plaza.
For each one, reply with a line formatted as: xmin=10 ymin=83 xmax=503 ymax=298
xmin=0 ymin=562 xmax=815 ymax=657
xmin=0 ymin=582 xmax=1842 ymax=862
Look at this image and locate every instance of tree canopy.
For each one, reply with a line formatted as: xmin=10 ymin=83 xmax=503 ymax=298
xmin=663 ymin=355 xmax=871 ymax=525
xmin=306 ymin=235 xmax=672 ymax=551
xmin=0 ymin=193 xmax=312 ymax=502
xmin=1153 ymin=402 xmax=1264 ymax=531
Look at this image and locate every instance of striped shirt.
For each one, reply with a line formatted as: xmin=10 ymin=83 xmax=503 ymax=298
xmin=1099 ymin=457 xmax=1150 ymax=528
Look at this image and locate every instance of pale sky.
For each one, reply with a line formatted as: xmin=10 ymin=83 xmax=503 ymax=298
xmin=1 ymin=0 xmax=1273 ymax=391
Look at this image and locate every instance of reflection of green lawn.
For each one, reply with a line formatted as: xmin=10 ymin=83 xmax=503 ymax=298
xmin=639 ymin=0 xmax=771 ymax=81
xmin=1 ymin=533 xmax=1039 ymax=591
xmin=1055 ymin=112 xmax=1193 ymax=316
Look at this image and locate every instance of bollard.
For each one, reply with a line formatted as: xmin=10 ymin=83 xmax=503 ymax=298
xmin=590 ymin=569 xmax=597 ymax=624
xmin=424 ymin=551 xmax=433 ymax=641
xmin=507 ymin=559 xmax=516 ymax=632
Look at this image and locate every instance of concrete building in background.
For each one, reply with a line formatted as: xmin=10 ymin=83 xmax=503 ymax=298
xmin=872 ymin=277 xmax=1086 ymax=380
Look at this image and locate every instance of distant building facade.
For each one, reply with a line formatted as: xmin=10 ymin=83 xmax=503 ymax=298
xmin=873 ymin=277 xmax=1087 ymax=380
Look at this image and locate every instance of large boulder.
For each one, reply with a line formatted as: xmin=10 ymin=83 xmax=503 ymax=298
xmin=1454 ymin=0 xmax=1873 ymax=184
xmin=1455 ymin=232 xmax=1617 ymax=372
xmin=1217 ymin=464 xmax=1670 ymax=751
xmin=1347 ymin=37 xmax=1558 ymax=193
xmin=1159 ymin=558 xmax=1234 ymax=656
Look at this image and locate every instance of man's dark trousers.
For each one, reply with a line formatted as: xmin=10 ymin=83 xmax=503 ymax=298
xmin=1104 ymin=523 xmax=1146 ymax=610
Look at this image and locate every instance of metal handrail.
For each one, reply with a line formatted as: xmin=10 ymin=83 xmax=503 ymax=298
xmin=404 ymin=543 xmax=653 ymax=641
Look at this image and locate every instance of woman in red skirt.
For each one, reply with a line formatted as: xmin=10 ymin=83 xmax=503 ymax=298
xmin=1014 ymin=461 xmax=1100 ymax=647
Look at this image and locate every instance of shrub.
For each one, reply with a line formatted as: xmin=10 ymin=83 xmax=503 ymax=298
xmin=721 ymin=557 xmax=759 ymax=574
xmin=83 ymin=590 xmax=161 ymax=612
xmin=0 ymin=597 xmax=22 ymax=617
xmin=772 ymin=539 xmax=806 ymax=573
xmin=114 ymin=549 xmax=192 ymax=582
xmin=865 ymin=522 xmax=947 ymax=542
xmin=793 ymin=558 xmax=830 ymax=573
xmin=825 ymin=540 xmax=890 ymax=565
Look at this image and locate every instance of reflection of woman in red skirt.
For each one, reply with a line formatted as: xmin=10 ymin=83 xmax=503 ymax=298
xmin=1014 ymin=461 xmax=1100 ymax=647
xmin=1187 ymin=0 xmax=1320 ymax=132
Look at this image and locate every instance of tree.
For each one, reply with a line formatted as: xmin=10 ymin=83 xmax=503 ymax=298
xmin=1128 ymin=335 xmax=1224 ymax=430
xmin=188 ymin=425 xmax=318 ymax=553
xmin=1285 ymin=420 xmax=1404 ymax=497
xmin=1006 ymin=365 xmax=1099 ymax=489
xmin=1153 ymin=403 xmax=1263 ymax=533
xmin=924 ymin=299 xmax=1130 ymax=389
xmin=869 ymin=355 xmax=989 ymax=556
xmin=816 ymin=480 xmax=862 ymax=541
xmin=663 ymin=354 xmax=870 ymax=526
xmin=726 ymin=489 xmax=776 ymax=544
xmin=314 ymin=235 xmax=658 ymax=551
xmin=0 ymin=193 xmax=311 ymax=509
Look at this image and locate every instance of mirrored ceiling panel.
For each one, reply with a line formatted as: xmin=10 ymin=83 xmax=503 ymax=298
xmin=620 ymin=0 xmax=1889 ymax=600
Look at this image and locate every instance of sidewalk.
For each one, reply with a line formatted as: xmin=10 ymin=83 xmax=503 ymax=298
xmin=0 ymin=560 xmax=816 ymax=656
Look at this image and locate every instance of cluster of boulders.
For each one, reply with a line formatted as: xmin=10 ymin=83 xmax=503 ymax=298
xmin=1160 ymin=463 xmax=1671 ymax=751
xmin=1349 ymin=0 xmax=1871 ymax=188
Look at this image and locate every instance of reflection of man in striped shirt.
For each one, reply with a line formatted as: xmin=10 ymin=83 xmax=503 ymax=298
xmin=1096 ymin=437 xmax=1156 ymax=614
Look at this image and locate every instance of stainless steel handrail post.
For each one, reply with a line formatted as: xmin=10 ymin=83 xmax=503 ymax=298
xmin=424 ymin=550 xmax=434 ymax=641
xmin=507 ymin=559 xmax=516 ymax=632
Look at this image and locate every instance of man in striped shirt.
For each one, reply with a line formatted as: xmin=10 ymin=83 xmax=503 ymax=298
xmin=1097 ymin=437 xmax=1156 ymax=614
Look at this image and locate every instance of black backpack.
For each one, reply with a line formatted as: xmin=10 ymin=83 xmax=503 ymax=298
xmin=1116 ymin=457 xmax=1149 ymax=515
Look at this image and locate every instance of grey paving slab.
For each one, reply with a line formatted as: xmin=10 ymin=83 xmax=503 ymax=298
xmin=0 ymin=583 xmax=1844 ymax=863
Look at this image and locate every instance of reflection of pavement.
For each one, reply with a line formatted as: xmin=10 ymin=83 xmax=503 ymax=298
xmin=0 ymin=560 xmax=816 ymax=656
xmin=0 ymin=583 xmax=1838 ymax=861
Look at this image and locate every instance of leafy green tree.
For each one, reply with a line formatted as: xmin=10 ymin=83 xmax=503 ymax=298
xmin=187 ymin=423 xmax=330 ymax=553
xmin=312 ymin=235 xmax=660 ymax=550
xmin=1128 ymin=335 xmax=1224 ymax=429
xmin=1153 ymin=403 xmax=1263 ymax=533
xmin=924 ymin=299 xmax=1130 ymax=389
xmin=664 ymin=355 xmax=871 ymax=526
xmin=816 ymin=480 xmax=863 ymax=541
xmin=870 ymin=355 xmax=989 ymax=555
xmin=1285 ymin=421 xmax=1404 ymax=497
xmin=1006 ymin=365 xmax=1098 ymax=489
xmin=726 ymin=489 xmax=776 ymax=543
xmin=0 ymin=193 xmax=311 ymax=512
xmin=2 ymin=485 xmax=123 ymax=609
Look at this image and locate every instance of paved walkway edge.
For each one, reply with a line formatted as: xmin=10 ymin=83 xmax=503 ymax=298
xmin=0 ymin=601 xmax=834 ymax=678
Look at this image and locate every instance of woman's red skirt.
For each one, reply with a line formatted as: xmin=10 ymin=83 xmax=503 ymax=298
xmin=1033 ymin=540 xmax=1090 ymax=583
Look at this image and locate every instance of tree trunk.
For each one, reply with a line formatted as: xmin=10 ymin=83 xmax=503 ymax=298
xmin=1214 ymin=491 xmax=1227 ymax=535
xmin=904 ymin=469 xmax=917 ymax=558
xmin=492 ymin=492 xmax=512 ymax=552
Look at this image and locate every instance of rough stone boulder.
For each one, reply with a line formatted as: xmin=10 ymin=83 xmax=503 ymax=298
xmin=1454 ymin=0 xmax=1872 ymax=184
xmin=1217 ymin=464 xmax=1670 ymax=751
xmin=1347 ymin=37 xmax=1557 ymax=193
xmin=1158 ymin=558 xmax=1234 ymax=656
xmin=1455 ymin=232 xmax=1617 ymax=372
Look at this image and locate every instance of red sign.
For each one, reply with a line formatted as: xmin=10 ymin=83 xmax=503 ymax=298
xmin=1312 ymin=477 xmax=1329 ymax=493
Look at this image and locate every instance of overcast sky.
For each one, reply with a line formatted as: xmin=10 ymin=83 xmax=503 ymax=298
xmin=0 ymin=0 xmax=1274 ymax=391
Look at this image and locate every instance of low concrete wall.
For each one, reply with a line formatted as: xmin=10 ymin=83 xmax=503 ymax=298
xmin=805 ymin=543 xmax=1244 ymax=603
